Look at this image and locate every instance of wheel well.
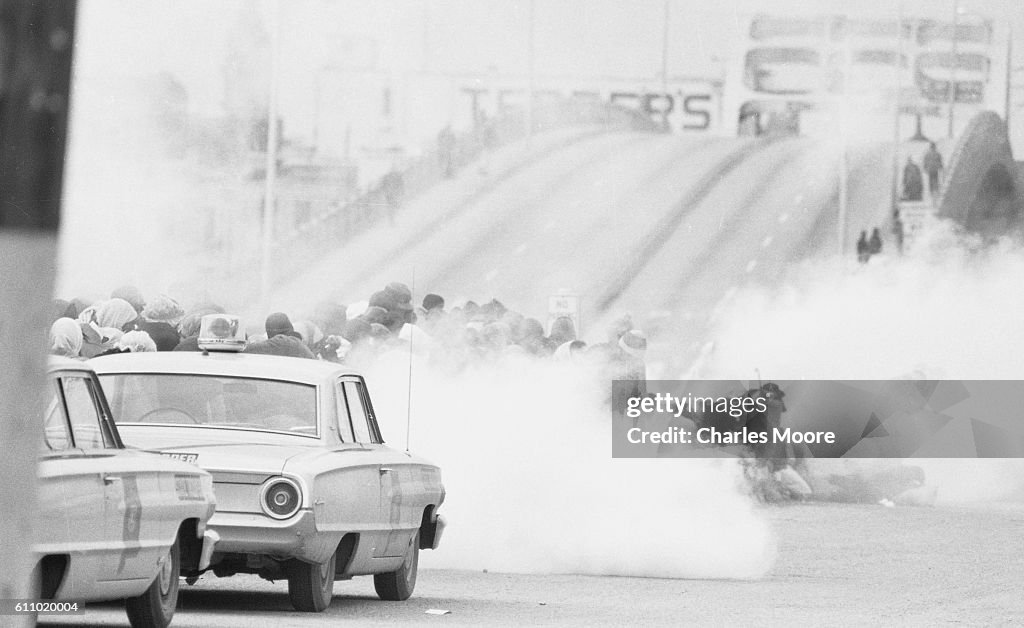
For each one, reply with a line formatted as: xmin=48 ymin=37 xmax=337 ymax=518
xmin=177 ymin=519 xmax=203 ymax=574
xmin=418 ymin=505 xmax=437 ymax=549
xmin=38 ymin=554 xmax=68 ymax=600
xmin=333 ymin=533 xmax=358 ymax=577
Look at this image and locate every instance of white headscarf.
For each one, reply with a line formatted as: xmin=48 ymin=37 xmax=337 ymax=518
xmin=50 ymin=317 xmax=84 ymax=357
xmin=79 ymin=298 xmax=138 ymax=330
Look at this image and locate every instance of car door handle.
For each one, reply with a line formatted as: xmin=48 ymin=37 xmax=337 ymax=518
xmin=103 ymin=475 xmax=123 ymax=485
xmin=379 ymin=467 xmax=393 ymax=475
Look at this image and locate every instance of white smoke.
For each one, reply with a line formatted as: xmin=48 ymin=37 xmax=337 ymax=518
xmin=364 ymin=350 xmax=776 ymax=579
xmin=702 ymin=220 xmax=1024 ymax=505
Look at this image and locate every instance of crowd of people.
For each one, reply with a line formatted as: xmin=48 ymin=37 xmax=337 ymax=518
xmin=48 ymin=282 xmax=650 ymax=384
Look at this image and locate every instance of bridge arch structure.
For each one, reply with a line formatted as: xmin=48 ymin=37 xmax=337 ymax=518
xmin=939 ymin=111 xmax=1023 ymax=235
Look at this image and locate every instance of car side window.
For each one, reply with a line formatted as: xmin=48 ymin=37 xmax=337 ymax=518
xmin=334 ymin=381 xmax=355 ymax=443
xmin=42 ymin=383 xmax=71 ymax=451
xmin=342 ymin=381 xmax=376 ymax=444
xmin=62 ymin=375 xmax=109 ymax=449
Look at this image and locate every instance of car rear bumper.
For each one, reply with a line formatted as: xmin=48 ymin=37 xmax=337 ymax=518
xmin=208 ymin=509 xmax=338 ymax=564
xmin=199 ymin=529 xmax=220 ymax=570
xmin=421 ymin=513 xmax=446 ymax=550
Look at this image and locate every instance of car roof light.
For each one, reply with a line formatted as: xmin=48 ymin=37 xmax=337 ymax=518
xmin=198 ymin=314 xmax=246 ymax=352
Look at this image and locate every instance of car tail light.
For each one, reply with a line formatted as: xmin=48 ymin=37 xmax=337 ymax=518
xmin=260 ymin=478 xmax=301 ymax=519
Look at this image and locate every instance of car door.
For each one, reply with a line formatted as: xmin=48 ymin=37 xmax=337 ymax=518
xmin=36 ymin=372 xmax=117 ymax=593
xmin=36 ymin=377 xmax=89 ymax=578
xmin=58 ymin=372 xmax=152 ymax=581
xmin=340 ymin=377 xmax=418 ymax=558
xmin=318 ymin=379 xmax=381 ymax=537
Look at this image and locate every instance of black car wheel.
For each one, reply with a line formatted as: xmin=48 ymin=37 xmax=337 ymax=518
xmin=374 ymin=531 xmax=419 ymax=601
xmin=287 ymin=551 xmax=336 ymax=612
xmin=125 ymin=536 xmax=180 ymax=628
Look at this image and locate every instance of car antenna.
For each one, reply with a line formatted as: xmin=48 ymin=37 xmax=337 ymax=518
xmin=405 ymin=269 xmax=415 ymax=453
xmin=756 ymin=368 xmax=762 ymax=390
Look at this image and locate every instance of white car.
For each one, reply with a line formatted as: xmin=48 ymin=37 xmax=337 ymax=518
xmin=35 ymin=357 xmax=218 ymax=628
xmin=89 ymin=315 xmax=446 ymax=613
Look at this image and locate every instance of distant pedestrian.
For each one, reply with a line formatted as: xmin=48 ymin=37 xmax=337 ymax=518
xmin=892 ymin=210 xmax=905 ymax=255
xmin=856 ymin=231 xmax=870 ymax=263
xmin=922 ymin=142 xmax=944 ymax=201
xmin=902 ymin=157 xmax=923 ymax=201
xmin=869 ymin=228 xmax=883 ymax=256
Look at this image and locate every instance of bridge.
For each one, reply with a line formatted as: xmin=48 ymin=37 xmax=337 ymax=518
xmin=225 ymin=104 xmax=1020 ymax=374
xmin=938 ymin=111 xmax=1023 ymax=236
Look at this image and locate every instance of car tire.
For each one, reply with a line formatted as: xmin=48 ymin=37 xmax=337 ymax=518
xmin=374 ymin=531 xmax=419 ymax=601
xmin=125 ymin=536 xmax=180 ymax=628
xmin=287 ymin=551 xmax=336 ymax=612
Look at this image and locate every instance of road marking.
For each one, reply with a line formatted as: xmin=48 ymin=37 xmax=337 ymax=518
xmin=778 ymin=213 xmax=789 ymax=224
xmin=514 ymin=243 xmax=528 ymax=255
xmin=761 ymin=235 xmax=773 ymax=248
xmin=485 ymin=269 xmax=499 ymax=282
xmin=745 ymin=259 xmax=758 ymax=273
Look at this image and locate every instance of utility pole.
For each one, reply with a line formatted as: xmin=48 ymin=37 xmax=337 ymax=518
xmin=0 ymin=2 xmax=77 ymax=625
xmin=260 ymin=0 xmax=282 ymax=310
xmin=661 ymin=0 xmax=671 ymax=131
xmin=947 ymin=1 xmax=959 ymax=138
xmin=891 ymin=4 xmax=905 ymax=217
xmin=525 ymin=0 xmax=535 ymax=147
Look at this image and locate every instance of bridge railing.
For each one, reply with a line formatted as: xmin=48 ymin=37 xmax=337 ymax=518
xmin=256 ymin=98 xmax=662 ymax=287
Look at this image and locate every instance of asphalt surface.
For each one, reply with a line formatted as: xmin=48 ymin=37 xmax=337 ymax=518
xmin=42 ymin=502 xmax=1024 ymax=627
xmin=270 ymin=131 xmax=893 ymax=375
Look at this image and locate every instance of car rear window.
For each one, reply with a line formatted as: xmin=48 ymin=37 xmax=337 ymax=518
xmin=99 ymin=374 xmax=318 ymax=437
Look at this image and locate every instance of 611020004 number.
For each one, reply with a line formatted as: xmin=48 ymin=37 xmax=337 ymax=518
xmin=0 ymin=599 xmax=86 ymax=615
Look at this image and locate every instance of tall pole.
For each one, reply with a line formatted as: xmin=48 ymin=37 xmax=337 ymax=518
xmin=838 ymin=25 xmax=850 ymax=257
xmin=891 ymin=4 xmax=905 ymax=214
xmin=260 ymin=0 xmax=282 ymax=310
xmin=661 ymin=0 xmax=670 ymax=131
xmin=1005 ymin=25 xmax=1013 ymax=130
xmin=526 ymin=0 xmax=535 ymax=147
xmin=947 ymin=1 xmax=959 ymax=138
xmin=0 ymin=3 xmax=77 ymax=625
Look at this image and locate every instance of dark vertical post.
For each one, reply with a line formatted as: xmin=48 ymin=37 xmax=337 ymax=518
xmin=0 ymin=1 xmax=77 ymax=621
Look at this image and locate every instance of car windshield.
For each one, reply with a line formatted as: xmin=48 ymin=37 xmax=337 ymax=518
xmin=99 ymin=373 xmax=318 ymax=437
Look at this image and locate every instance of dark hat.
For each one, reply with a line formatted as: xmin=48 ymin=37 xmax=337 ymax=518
xmin=384 ymin=282 xmax=412 ymax=303
xmin=422 ymin=293 xmax=445 ymax=311
xmin=760 ymin=382 xmax=785 ymax=399
xmin=362 ymin=306 xmax=389 ymax=325
xmin=342 ymin=318 xmax=372 ymax=342
xmin=265 ymin=312 xmax=296 ymax=338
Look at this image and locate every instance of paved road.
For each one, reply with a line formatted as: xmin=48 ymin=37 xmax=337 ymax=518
xmin=272 ymin=131 xmax=893 ymax=375
xmin=44 ymin=502 xmax=1024 ymax=627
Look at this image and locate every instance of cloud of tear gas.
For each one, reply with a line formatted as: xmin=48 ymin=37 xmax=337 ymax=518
xmin=363 ymin=350 xmax=775 ymax=579
xmin=702 ymin=221 xmax=1024 ymax=505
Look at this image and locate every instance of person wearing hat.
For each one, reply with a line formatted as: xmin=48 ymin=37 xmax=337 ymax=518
xmin=244 ymin=312 xmax=315 ymax=359
xmin=610 ymin=330 xmax=648 ymax=422
xmin=418 ymin=293 xmax=446 ymax=334
xmin=128 ymin=294 xmax=185 ymax=351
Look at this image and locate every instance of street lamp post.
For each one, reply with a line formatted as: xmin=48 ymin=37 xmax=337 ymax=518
xmin=260 ymin=0 xmax=282 ymax=310
xmin=947 ymin=1 xmax=960 ymax=138
xmin=525 ymin=0 xmax=535 ymax=147
xmin=661 ymin=0 xmax=671 ymax=131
